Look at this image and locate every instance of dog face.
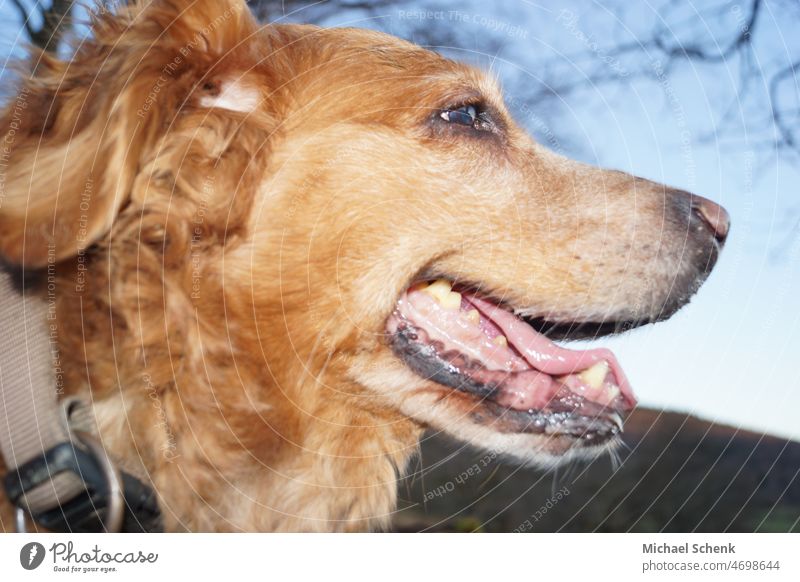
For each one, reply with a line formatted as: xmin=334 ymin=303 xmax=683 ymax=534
xmin=0 ymin=0 xmax=728 ymax=529
xmin=238 ymin=27 xmax=728 ymax=465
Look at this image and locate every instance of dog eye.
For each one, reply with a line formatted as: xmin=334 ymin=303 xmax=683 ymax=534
xmin=440 ymin=105 xmax=479 ymax=126
xmin=438 ymin=103 xmax=496 ymax=133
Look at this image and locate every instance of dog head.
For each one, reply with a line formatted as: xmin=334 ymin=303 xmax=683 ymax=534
xmin=0 ymin=0 xmax=728 ymax=524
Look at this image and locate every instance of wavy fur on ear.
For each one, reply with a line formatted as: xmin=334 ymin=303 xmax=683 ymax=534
xmin=0 ymin=0 xmax=259 ymax=267
xmin=0 ymin=0 xmax=291 ymax=530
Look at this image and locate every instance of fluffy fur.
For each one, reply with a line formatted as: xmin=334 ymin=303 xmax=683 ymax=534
xmin=0 ymin=0 xmax=720 ymax=531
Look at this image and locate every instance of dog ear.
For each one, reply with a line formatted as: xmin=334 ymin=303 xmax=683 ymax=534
xmin=0 ymin=0 xmax=258 ymax=267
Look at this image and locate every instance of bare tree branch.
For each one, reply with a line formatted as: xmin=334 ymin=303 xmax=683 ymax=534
xmin=770 ymin=58 xmax=800 ymax=151
xmin=13 ymin=0 xmax=75 ymax=52
xmin=652 ymin=0 xmax=761 ymax=62
xmin=9 ymin=0 xmax=38 ymax=44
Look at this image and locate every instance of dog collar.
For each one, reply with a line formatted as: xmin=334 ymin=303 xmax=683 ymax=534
xmin=0 ymin=268 xmax=162 ymax=533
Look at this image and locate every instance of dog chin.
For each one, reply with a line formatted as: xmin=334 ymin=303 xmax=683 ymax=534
xmin=410 ymin=402 xmax=622 ymax=469
xmin=348 ymin=352 xmax=623 ymax=468
xmin=453 ymin=429 xmax=622 ymax=470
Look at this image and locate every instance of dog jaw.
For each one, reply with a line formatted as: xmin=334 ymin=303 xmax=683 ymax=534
xmin=347 ymin=349 xmax=619 ymax=466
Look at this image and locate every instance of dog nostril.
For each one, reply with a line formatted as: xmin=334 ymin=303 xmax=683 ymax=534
xmin=691 ymin=196 xmax=730 ymax=243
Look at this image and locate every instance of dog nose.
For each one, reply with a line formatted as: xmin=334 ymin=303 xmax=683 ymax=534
xmin=690 ymin=195 xmax=730 ymax=243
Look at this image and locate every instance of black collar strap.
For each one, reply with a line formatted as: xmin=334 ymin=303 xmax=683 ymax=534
xmin=4 ymin=431 xmax=163 ymax=533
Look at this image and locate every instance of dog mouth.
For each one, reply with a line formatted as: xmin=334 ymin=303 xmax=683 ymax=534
xmin=386 ymin=280 xmax=637 ymax=446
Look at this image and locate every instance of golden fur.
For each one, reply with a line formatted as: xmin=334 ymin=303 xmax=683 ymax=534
xmin=0 ymin=0 xmax=720 ymax=531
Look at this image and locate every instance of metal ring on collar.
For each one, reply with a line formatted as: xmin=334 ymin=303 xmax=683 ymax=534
xmin=73 ymin=431 xmax=125 ymax=533
xmin=13 ymin=431 xmax=125 ymax=533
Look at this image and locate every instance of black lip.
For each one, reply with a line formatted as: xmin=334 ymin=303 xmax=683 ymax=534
xmin=522 ymin=274 xmax=713 ymax=342
xmin=478 ymin=403 xmax=623 ymax=445
xmin=389 ymin=319 xmax=624 ymax=444
xmin=522 ymin=316 xmax=652 ymax=342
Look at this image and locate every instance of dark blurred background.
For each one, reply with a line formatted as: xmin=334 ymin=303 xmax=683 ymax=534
xmin=394 ymin=411 xmax=800 ymax=532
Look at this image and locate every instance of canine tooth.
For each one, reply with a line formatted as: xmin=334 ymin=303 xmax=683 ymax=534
xmin=465 ymin=309 xmax=480 ymax=325
xmin=493 ymin=335 xmax=508 ymax=347
xmin=423 ymin=279 xmax=460 ymax=310
xmin=578 ymin=360 xmax=609 ymax=389
xmin=422 ymin=279 xmax=452 ymax=303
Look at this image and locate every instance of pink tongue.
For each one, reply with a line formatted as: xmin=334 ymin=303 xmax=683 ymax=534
xmin=466 ymin=295 xmax=636 ymax=407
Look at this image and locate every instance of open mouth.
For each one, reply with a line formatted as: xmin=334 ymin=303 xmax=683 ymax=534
xmin=386 ymin=280 xmax=637 ymax=445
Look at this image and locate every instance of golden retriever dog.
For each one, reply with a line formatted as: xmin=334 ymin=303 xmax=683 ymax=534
xmin=0 ymin=0 xmax=728 ymax=531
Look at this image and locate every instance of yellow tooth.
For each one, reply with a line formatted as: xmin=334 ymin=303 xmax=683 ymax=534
xmin=422 ymin=280 xmax=461 ymax=310
xmin=440 ymin=291 xmax=462 ymax=310
xmin=578 ymin=360 xmax=609 ymax=389
xmin=466 ymin=309 xmax=480 ymax=325
xmin=422 ymin=279 xmax=452 ymax=303
xmin=493 ymin=335 xmax=508 ymax=347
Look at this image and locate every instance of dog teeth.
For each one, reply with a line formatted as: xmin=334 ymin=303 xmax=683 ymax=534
xmin=578 ymin=360 xmax=609 ymax=389
xmin=606 ymin=384 xmax=621 ymax=401
xmin=442 ymin=291 xmax=462 ymax=310
xmin=422 ymin=279 xmax=461 ymax=310
xmin=465 ymin=309 xmax=480 ymax=325
xmin=421 ymin=279 xmax=450 ymax=301
xmin=493 ymin=335 xmax=508 ymax=347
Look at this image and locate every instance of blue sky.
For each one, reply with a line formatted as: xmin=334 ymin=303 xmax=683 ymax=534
xmin=2 ymin=0 xmax=798 ymax=440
